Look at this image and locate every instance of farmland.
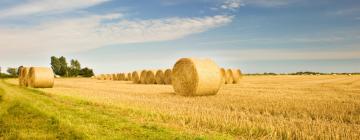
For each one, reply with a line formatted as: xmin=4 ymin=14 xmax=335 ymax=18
xmin=1 ymin=75 xmax=360 ymax=139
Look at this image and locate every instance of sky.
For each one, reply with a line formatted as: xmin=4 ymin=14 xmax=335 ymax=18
xmin=0 ymin=0 xmax=359 ymax=74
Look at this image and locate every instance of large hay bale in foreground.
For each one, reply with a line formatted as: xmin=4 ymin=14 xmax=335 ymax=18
xmin=172 ymin=58 xmax=222 ymax=96
xmin=155 ymin=69 xmax=165 ymax=84
xmin=28 ymin=67 xmax=54 ymax=88
xmin=140 ymin=70 xmax=148 ymax=84
xmin=164 ymin=69 xmax=172 ymax=85
xmin=18 ymin=67 xmax=25 ymax=86
xmin=132 ymin=71 xmax=141 ymax=84
xmin=145 ymin=70 xmax=157 ymax=84
xmin=229 ymin=69 xmax=242 ymax=84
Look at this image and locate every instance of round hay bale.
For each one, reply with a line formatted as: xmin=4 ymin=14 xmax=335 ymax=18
xmin=99 ymin=74 xmax=106 ymax=80
xmin=155 ymin=69 xmax=166 ymax=84
xmin=132 ymin=71 xmax=141 ymax=84
xmin=164 ymin=69 xmax=172 ymax=85
xmin=112 ymin=74 xmax=117 ymax=80
xmin=127 ymin=73 xmax=132 ymax=81
xmin=116 ymin=73 xmax=121 ymax=81
xmin=145 ymin=70 xmax=157 ymax=84
xmin=18 ymin=67 xmax=24 ymax=86
xmin=22 ymin=67 xmax=30 ymax=86
xmin=106 ymin=74 xmax=112 ymax=80
xmin=225 ymin=69 xmax=234 ymax=84
xmin=140 ymin=70 xmax=148 ymax=84
xmin=229 ymin=69 xmax=242 ymax=84
xmin=28 ymin=67 xmax=54 ymax=88
xmin=172 ymin=58 xmax=222 ymax=96
xmin=220 ymin=68 xmax=226 ymax=84
xmin=119 ymin=73 xmax=126 ymax=81
xmin=123 ymin=73 xmax=128 ymax=81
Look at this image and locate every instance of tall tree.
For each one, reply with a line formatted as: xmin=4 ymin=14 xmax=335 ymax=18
xmin=51 ymin=56 xmax=61 ymax=75
xmin=59 ymin=56 xmax=68 ymax=77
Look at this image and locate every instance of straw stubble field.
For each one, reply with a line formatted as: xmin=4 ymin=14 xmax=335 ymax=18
xmin=1 ymin=75 xmax=360 ymax=139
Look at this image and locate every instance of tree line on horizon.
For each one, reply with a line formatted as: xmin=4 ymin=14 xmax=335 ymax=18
xmin=50 ymin=56 xmax=94 ymax=77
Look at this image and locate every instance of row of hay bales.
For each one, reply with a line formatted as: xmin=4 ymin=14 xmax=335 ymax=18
xmin=94 ymin=73 xmax=133 ymax=81
xmin=18 ymin=67 xmax=54 ymax=88
xmin=93 ymin=58 xmax=242 ymax=96
xmin=95 ymin=69 xmax=173 ymax=85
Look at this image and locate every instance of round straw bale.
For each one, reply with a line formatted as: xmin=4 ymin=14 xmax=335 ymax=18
xmin=220 ymin=68 xmax=226 ymax=84
xmin=145 ymin=70 xmax=157 ymax=84
xmin=225 ymin=69 xmax=234 ymax=84
xmin=140 ymin=70 xmax=148 ymax=84
xmin=172 ymin=58 xmax=222 ymax=96
xmin=127 ymin=73 xmax=132 ymax=81
xmin=112 ymin=74 xmax=117 ymax=80
xmin=106 ymin=74 xmax=112 ymax=80
xmin=155 ymin=69 xmax=166 ymax=84
xmin=132 ymin=71 xmax=141 ymax=83
xmin=18 ymin=67 xmax=24 ymax=86
xmin=21 ymin=67 xmax=30 ymax=86
xmin=229 ymin=69 xmax=242 ymax=84
xmin=123 ymin=73 xmax=128 ymax=81
xmin=164 ymin=69 xmax=172 ymax=85
xmin=28 ymin=67 xmax=54 ymax=88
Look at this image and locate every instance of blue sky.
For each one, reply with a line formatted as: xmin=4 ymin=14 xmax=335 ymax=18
xmin=0 ymin=0 xmax=359 ymax=74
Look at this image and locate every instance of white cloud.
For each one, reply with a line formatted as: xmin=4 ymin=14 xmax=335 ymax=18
xmin=0 ymin=0 xmax=109 ymax=18
xmin=0 ymin=14 xmax=233 ymax=54
xmin=221 ymin=0 xmax=245 ymax=10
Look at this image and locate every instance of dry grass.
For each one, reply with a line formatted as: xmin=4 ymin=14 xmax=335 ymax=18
xmin=9 ymin=75 xmax=360 ymax=139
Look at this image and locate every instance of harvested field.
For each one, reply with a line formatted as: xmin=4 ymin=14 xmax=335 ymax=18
xmin=3 ymin=75 xmax=360 ymax=139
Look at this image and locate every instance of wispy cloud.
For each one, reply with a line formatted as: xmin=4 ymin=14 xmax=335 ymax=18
xmin=221 ymin=0 xmax=245 ymax=10
xmin=0 ymin=0 xmax=109 ymax=18
xmin=0 ymin=14 xmax=233 ymax=54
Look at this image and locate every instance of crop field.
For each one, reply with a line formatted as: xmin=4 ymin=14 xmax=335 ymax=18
xmin=1 ymin=75 xmax=359 ymax=139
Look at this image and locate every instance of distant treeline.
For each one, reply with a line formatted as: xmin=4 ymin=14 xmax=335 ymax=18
xmin=246 ymin=71 xmax=360 ymax=76
xmin=51 ymin=56 xmax=94 ymax=77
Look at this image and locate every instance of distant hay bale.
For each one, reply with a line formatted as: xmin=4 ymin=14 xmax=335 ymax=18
xmin=220 ymin=68 xmax=226 ymax=84
xmin=28 ymin=67 xmax=54 ymax=88
xmin=127 ymin=73 xmax=132 ymax=81
xmin=119 ymin=73 xmax=126 ymax=81
xmin=145 ymin=70 xmax=157 ymax=84
xmin=112 ymin=74 xmax=117 ymax=80
xmin=164 ymin=69 xmax=172 ymax=85
xmin=18 ymin=67 xmax=24 ymax=86
xmin=155 ymin=69 xmax=166 ymax=84
xmin=21 ymin=67 xmax=30 ymax=87
xmin=106 ymin=74 xmax=112 ymax=80
xmin=172 ymin=58 xmax=222 ymax=96
xmin=225 ymin=69 xmax=234 ymax=84
xmin=99 ymin=74 xmax=106 ymax=80
xmin=123 ymin=73 xmax=128 ymax=81
xmin=229 ymin=69 xmax=242 ymax=84
xmin=116 ymin=73 xmax=122 ymax=81
xmin=132 ymin=71 xmax=141 ymax=84
xmin=140 ymin=70 xmax=148 ymax=84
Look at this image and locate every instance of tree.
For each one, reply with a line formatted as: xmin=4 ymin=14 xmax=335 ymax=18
xmin=68 ymin=59 xmax=81 ymax=77
xmin=79 ymin=67 xmax=94 ymax=77
xmin=51 ymin=56 xmax=61 ymax=75
xmin=59 ymin=56 xmax=68 ymax=77
xmin=7 ymin=68 xmax=17 ymax=77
